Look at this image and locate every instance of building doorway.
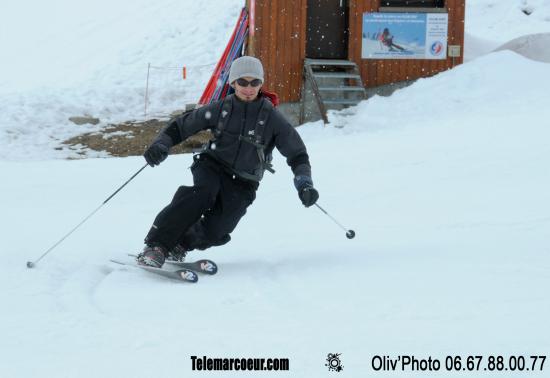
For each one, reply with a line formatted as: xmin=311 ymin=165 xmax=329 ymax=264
xmin=306 ymin=0 xmax=349 ymax=59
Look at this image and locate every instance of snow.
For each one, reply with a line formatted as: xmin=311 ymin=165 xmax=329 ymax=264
xmin=1 ymin=1 xmax=550 ymax=377
xmin=494 ymin=33 xmax=550 ymax=63
xmin=0 ymin=0 xmax=243 ymax=160
xmin=464 ymin=0 xmax=550 ymax=61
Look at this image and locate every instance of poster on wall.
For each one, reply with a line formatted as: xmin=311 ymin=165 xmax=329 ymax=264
xmin=362 ymin=12 xmax=448 ymax=60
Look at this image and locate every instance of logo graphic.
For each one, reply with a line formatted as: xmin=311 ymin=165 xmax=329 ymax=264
xmin=201 ymin=262 xmax=214 ymax=272
xmin=430 ymin=41 xmax=444 ymax=56
xmin=325 ymin=353 xmax=344 ymax=372
xmin=180 ymin=271 xmax=197 ymax=281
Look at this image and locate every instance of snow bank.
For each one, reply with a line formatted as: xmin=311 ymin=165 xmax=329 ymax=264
xmin=494 ymin=32 xmax=550 ymax=63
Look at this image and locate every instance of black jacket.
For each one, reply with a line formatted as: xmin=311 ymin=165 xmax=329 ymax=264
xmin=158 ymin=94 xmax=311 ymax=182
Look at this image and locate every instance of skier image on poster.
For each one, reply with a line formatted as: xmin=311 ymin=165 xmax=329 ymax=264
xmin=362 ymin=12 xmax=430 ymax=59
xmin=137 ymin=56 xmax=319 ymax=268
xmin=379 ymin=27 xmax=405 ymax=52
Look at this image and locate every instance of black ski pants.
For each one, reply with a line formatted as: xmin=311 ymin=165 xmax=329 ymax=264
xmin=145 ymin=155 xmax=257 ymax=252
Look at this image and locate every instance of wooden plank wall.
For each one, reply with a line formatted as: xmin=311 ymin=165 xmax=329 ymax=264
xmin=252 ymin=0 xmax=307 ymax=103
xmin=251 ymin=0 xmax=465 ymax=102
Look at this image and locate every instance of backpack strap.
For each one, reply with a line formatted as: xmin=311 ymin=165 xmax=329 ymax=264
xmin=254 ymin=99 xmax=273 ymax=144
xmin=201 ymin=95 xmax=233 ymax=153
xmin=254 ymin=99 xmax=275 ymax=174
xmin=214 ymin=96 xmax=233 ymax=137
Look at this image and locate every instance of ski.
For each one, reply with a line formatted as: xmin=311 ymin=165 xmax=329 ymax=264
xmin=110 ymin=259 xmax=199 ymax=283
xmin=164 ymin=259 xmax=218 ymax=275
xmin=127 ymin=254 xmax=218 ymax=275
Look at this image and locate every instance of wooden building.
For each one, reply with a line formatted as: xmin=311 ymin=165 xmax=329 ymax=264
xmin=246 ymin=0 xmax=465 ymax=111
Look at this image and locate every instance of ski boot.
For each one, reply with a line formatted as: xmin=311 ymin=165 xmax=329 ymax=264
xmin=137 ymin=245 xmax=166 ymax=268
xmin=166 ymin=244 xmax=189 ymax=262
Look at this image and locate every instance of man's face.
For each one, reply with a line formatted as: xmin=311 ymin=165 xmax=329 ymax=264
xmin=233 ymin=76 xmax=262 ymax=102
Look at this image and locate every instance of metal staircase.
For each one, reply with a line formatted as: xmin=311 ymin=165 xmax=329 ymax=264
xmin=300 ymin=59 xmax=366 ymax=124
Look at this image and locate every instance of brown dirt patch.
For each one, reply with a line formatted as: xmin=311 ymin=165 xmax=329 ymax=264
xmin=63 ymin=118 xmax=213 ymax=157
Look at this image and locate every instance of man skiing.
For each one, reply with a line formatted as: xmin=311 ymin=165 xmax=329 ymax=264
xmin=137 ymin=56 xmax=319 ymax=268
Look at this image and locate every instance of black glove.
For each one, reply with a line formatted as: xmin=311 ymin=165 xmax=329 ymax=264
xmin=294 ymin=175 xmax=319 ymax=207
xmin=144 ymin=143 xmax=169 ymax=166
xmin=299 ymin=187 xmax=319 ymax=207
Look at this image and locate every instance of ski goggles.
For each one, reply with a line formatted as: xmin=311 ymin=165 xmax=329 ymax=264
xmin=235 ymin=78 xmax=262 ymax=87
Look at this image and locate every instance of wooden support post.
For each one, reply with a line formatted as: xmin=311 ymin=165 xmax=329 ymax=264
xmin=299 ymin=66 xmax=306 ymax=124
xmin=305 ymin=64 xmax=329 ymax=124
xmin=144 ymin=62 xmax=151 ymax=119
xmin=247 ymin=0 xmax=256 ymax=56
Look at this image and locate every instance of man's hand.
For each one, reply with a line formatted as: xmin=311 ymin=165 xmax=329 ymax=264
xmin=298 ymin=187 xmax=319 ymax=207
xmin=144 ymin=143 xmax=169 ymax=166
xmin=294 ymin=175 xmax=319 ymax=207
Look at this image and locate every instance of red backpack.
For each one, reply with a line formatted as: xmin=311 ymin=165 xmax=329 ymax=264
xmin=261 ymin=89 xmax=280 ymax=107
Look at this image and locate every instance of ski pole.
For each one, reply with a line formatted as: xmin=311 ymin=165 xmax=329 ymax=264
xmin=314 ymin=203 xmax=355 ymax=239
xmin=26 ymin=163 xmax=149 ymax=268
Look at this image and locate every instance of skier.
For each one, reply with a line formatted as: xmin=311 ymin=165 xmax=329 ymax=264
xmin=379 ymin=28 xmax=405 ymax=52
xmin=137 ymin=56 xmax=319 ymax=268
